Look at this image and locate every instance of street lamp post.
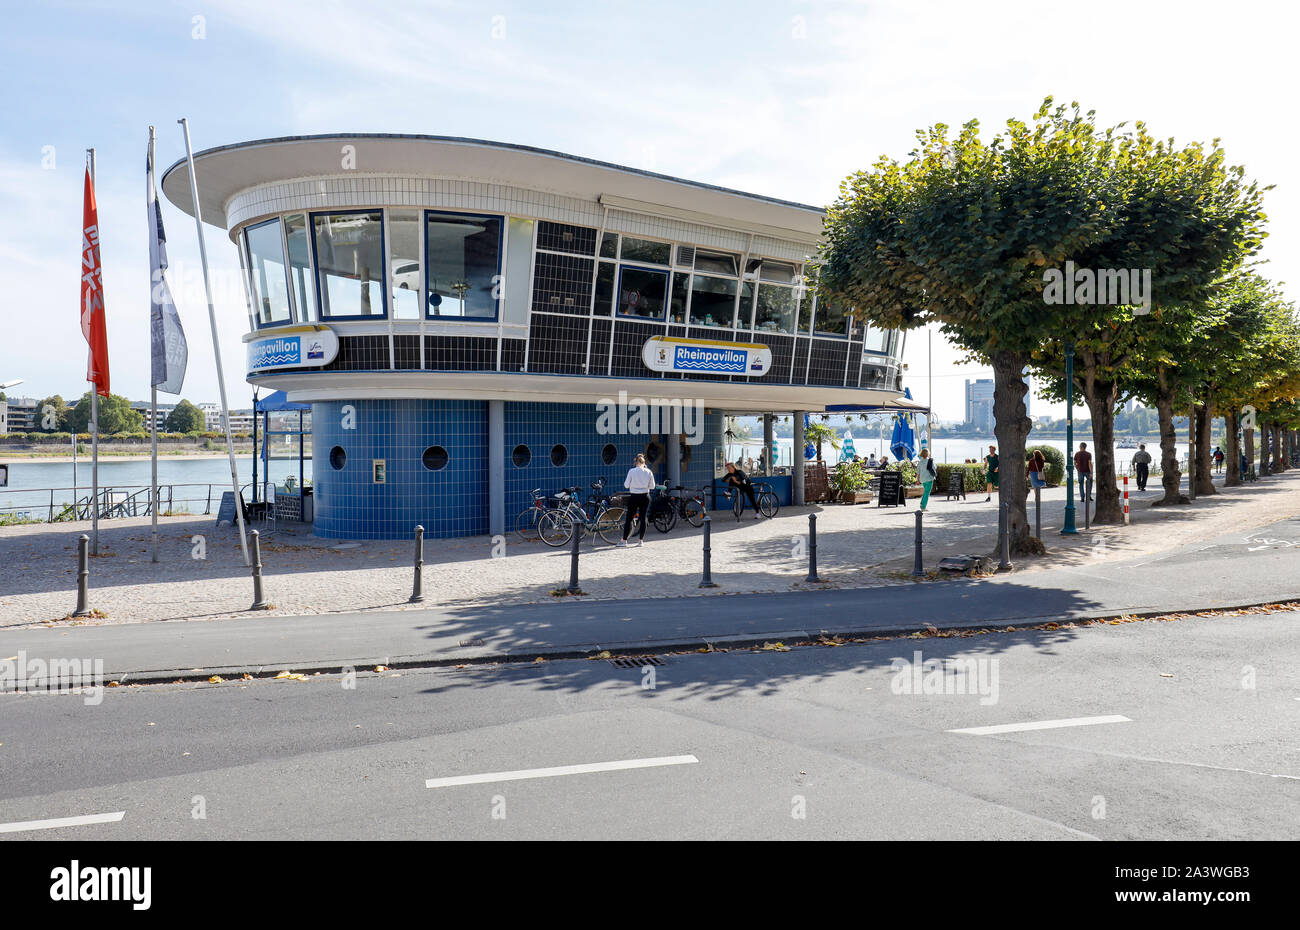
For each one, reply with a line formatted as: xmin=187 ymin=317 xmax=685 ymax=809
xmin=1061 ymin=341 xmax=1078 ymax=535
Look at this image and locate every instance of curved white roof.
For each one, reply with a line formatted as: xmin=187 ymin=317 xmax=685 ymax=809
xmin=161 ymin=133 xmax=826 ymax=240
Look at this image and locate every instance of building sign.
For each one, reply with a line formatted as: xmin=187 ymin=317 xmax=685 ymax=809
xmin=641 ymin=336 xmax=772 ymax=377
xmin=246 ymin=326 xmax=339 ymax=373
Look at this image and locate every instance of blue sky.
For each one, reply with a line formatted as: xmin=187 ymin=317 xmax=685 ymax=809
xmin=1 ymin=0 xmax=1295 ymax=421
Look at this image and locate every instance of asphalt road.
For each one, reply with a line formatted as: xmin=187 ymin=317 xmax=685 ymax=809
xmin=2 ymin=606 xmax=1297 ymax=840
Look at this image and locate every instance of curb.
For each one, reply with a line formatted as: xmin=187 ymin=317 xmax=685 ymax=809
xmin=75 ymin=593 xmax=1300 ymax=688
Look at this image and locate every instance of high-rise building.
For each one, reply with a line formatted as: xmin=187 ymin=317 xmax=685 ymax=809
xmin=965 ymin=378 xmax=995 ymax=433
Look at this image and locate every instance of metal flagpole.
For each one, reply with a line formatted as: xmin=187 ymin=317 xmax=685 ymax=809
xmin=87 ymin=148 xmax=100 ymax=556
xmin=178 ymin=118 xmax=250 ymax=566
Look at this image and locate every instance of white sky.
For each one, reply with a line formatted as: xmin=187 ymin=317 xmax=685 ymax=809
xmin=1 ymin=0 xmax=1295 ymax=422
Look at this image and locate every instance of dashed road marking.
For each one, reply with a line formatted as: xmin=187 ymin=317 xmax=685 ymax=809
xmin=0 ymin=811 xmax=125 ymax=834
xmin=425 ymin=754 xmax=699 ymax=788
xmin=948 ymin=714 xmax=1132 ymax=736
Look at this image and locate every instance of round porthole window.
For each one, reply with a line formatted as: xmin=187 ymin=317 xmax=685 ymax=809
xmin=422 ymin=446 xmax=448 ymax=471
xmin=550 ymin=444 xmax=568 ymax=467
xmin=645 ymin=442 xmax=661 ymax=465
xmin=329 ymin=446 xmax=346 ymax=470
xmin=512 ymin=444 xmax=531 ymax=468
xmin=601 ymin=443 xmax=618 ymax=465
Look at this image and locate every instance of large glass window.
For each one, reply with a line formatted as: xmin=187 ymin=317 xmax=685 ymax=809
xmin=504 ymin=218 xmax=535 ymax=325
xmin=312 ymin=211 xmax=385 ymax=318
xmin=864 ymin=326 xmax=891 ymax=353
xmin=815 ymin=296 xmax=851 ymax=337
xmin=594 ymin=262 xmax=615 ymax=316
xmin=669 ymin=271 xmax=690 ymax=324
xmin=425 ymin=211 xmax=502 ymax=319
xmin=759 ymin=261 xmax=797 ymax=284
xmin=620 ymin=236 xmax=671 ymax=266
xmin=690 ymin=275 xmax=737 ymax=329
xmin=738 ymin=281 xmax=756 ymax=330
xmin=694 ymin=250 xmax=738 ymax=276
xmin=617 ymin=266 xmax=668 ymax=320
xmin=284 ymin=214 xmax=315 ymax=323
xmin=246 ymin=218 xmax=291 ymax=326
xmin=755 ymin=283 xmax=797 ymax=333
xmin=389 ymin=208 xmax=421 ymax=320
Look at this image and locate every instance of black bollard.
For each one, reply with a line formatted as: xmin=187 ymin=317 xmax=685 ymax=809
xmin=410 ymin=524 xmax=425 ymax=603
xmin=699 ymin=513 xmax=718 ymax=588
xmin=72 ymin=534 xmax=90 ymax=617
xmin=566 ymin=522 xmax=581 ymax=594
xmin=997 ymin=501 xmax=1013 ymax=572
xmin=911 ymin=510 xmax=924 ymax=578
xmin=250 ymin=529 xmax=269 ymax=610
xmin=1034 ymin=486 xmax=1042 ymax=541
xmin=806 ymin=512 xmax=823 ymax=582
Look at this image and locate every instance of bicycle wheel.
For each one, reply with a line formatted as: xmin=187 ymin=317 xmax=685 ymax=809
xmin=652 ymin=506 xmax=676 ymax=533
xmin=732 ymin=489 xmax=744 ymax=520
xmin=538 ymin=511 xmax=574 ymax=547
xmin=514 ymin=507 xmax=542 ymax=541
xmin=596 ymin=506 xmax=627 ymax=545
xmin=757 ymin=491 xmax=779 ymax=519
xmin=683 ymin=498 xmax=705 ymax=528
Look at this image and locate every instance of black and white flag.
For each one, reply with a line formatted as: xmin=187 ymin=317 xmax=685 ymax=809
xmin=147 ymin=130 xmax=187 ymax=394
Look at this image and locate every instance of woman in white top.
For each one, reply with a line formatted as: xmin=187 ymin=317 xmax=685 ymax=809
xmin=619 ymin=453 xmax=656 ymax=546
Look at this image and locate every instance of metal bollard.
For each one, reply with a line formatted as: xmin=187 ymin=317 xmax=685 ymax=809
xmin=911 ymin=510 xmax=924 ymax=578
xmin=699 ymin=513 xmax=718 ymax=588
xmin=806 ymin=512 xmax=823 ymax=583
xmin=249 ymin=529 xmax=269 ymax=610
xmin=410 ymin=524 xmax=425 ymax=603
xmin=566 ymin=522 xmax=581 ymax=594
xmin=72 ymin=534 xmax=90 ymax=617
xmin=1034 ymin=486 xmax=1041 ymax=541
xmin=1084 ymin=475 xmax=1092 ymax=531
xmin=997 ymin=501 xmax=1013 ymax=572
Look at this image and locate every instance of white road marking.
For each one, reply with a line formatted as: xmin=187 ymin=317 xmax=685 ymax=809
xmin=0 ymin=811 xmax=125 ymax=834
xmin=426 ymin=754 xmax=699 ymax=789
xmin=948 ymin=714 xmax=1132 ymax=736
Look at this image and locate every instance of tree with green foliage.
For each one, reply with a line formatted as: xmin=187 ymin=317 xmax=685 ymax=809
xmin=804 ymin=421 xmax=841 ymax=463
xmin=163 ymin=399 xmax=206 ymax=433
xmin=35 ymin=395 xmax=70 ymax=432
xmin=66 ymin=391 xmax=145 ymax=435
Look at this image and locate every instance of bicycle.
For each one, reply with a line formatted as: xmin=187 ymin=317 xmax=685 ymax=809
xmin=720 ymin=479 xmax=779 ymax=521
xmin=514 ymin=487 xmax=568 ymax=541
xmin=650 ymin=485 xmax=707 ymax=533
xmin=538 ymin=479 xmax=626 ymax=547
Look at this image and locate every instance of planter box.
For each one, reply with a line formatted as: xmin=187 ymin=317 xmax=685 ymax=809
xmin=904 ymin=486 xmax=923 ymax=498
xmin=840 ymin=491 xmax=873 ymax=504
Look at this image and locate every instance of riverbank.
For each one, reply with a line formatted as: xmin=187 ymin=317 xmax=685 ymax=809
xmin=0 ymin=450 xmax=253 ymax=462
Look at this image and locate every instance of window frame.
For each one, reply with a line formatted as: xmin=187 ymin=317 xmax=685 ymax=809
xmin=309 ymin=208 xmax=389 ymax=322
xmin=615 ymin=264 xmax=670 ymax=322
xmin=422 ymin=209 xmax=505 ymax=323
xmin=244 ymin=217 xmax=293 ymax=329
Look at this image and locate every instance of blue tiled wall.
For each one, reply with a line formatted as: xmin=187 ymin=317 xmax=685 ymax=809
xmin=311 ymin=398 xmax=724 ymax=539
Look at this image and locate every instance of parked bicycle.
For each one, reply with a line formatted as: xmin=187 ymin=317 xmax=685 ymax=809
xmin=537 ymin=478 xmax=627 ymax=547
xmin=650 ymin=485 xmax=707 ymax=533
xmin=720 ymin=479 xmax=780 ymax=521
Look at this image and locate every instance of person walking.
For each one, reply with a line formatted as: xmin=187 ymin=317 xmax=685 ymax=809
xmin=1027 ymin=449 xmax=1047 ymax=492
xmin=723 ymin=461 xmax=760 ymax=518
xmin=618 ymin=453 xmax=655 ymax=547
xmin=1132 ymin=443 xmax=1152 ymax=491
xmin=1074 ymin=442 xmax=1093 ymax=501
xmin=918 ymin=448 xmax=937 ymax=511
xmin=983 ymin=445 xmax=999 ymax=502
xmin=1213 ymin=446 xmax=1225 ymax=474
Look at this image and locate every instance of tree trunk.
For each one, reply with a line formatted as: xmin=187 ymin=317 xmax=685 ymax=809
xmin=1152 ymin=369 xmax=1187 ymax=506
xmin=1082 ymin=377 xmax=1122 ymax=522
xmin=1224 ymin=409 xmax=1241 ymax=487
xmin=1245 ymin=425 xmax=1255 ymax=476
xmin=1273 ymin=424 xmax=1285 ymax=472
xmin=990 ymin=350 xmax=1034 ymax=554
xmin=1195 ymin=399 xmax=1216 ymax=494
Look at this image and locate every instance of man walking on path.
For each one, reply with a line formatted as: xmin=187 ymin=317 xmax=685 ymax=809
xmin=1075 ymin=442 xmax=1093 ymax=501
xmin=1132 ymin=443 xmax=1152 ymax=492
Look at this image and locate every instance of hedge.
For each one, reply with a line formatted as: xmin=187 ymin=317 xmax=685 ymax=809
xmin=1026 ymin=444 xmax=1065 ymax=486
xmin=934 ymin=463 xmax=986 ymax=491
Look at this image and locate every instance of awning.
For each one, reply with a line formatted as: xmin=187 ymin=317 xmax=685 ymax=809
xmin=255 ymin=390 xmax=310 ymax=412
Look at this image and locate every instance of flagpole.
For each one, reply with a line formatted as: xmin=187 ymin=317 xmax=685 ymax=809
xmin=178 ymin=117 xmax=249 ymax=566
xmin=87 ymin=148 xmax=100 ymax=557
xmin=149 ymin=128 xmax=160 ymax=563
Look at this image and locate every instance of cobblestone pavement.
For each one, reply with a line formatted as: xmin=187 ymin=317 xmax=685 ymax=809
xmin=2 ymin=472 xmax=1297 ymax=627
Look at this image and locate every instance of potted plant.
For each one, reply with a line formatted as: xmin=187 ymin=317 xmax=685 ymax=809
xmin=830 ymin=459 xmax=872 ymax=503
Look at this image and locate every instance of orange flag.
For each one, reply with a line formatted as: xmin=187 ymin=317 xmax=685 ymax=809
xmin=81 ymin=166 xmax=110 ymax=396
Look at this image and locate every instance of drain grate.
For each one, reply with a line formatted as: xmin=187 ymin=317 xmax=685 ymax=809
xmin=608 ymin=656 xmax=665 ymax=669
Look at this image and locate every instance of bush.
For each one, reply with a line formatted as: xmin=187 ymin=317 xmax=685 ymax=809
xmin=830 ymin=460 xmax=871 ymax=494
xmin=896 ymin=460 xmax=919 ymax=486
xmin=935 ymin=463 xmax=986 ymax=491
xmin=1027 ymin=444 xmax=1065 ymax=486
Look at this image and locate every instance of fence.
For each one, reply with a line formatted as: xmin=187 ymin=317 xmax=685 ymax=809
xmin=0 ymin=481 xmax=295 ymax=525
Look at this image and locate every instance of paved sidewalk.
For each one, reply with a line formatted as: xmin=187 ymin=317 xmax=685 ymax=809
xmin=3 ymin=470 xmax=1297 ymax=626
xmin=4 ymin=503 xmax=1299 ymax=684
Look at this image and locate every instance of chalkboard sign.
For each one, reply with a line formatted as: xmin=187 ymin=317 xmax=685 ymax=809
xmin=946 ymin=470 xmax=966 ymax=500
xmin=876 ymin=471 xmax=905 ymax=507
xmin=216 ymin=491 xmax=241 ymax=527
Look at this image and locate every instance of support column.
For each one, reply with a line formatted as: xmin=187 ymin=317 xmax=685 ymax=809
xmin=666 ymin=405 xmax=681 ymax=489
xmin=762 ymin=413 xmax=774 ymax=477
xmin=488 ymin=400 xmax=505 ymax=536
xmin=792 ymin=411 xmax=806 ymax=505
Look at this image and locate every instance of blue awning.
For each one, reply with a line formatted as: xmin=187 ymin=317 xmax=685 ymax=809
xmin=255 ymin=390 xmax=310 ymax=412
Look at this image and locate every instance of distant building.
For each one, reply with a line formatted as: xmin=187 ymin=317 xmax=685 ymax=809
xmin=965 ymin=379 xmax=995 ymax=433
xmin=1 ymin=397 xmax=39 ymax=432
xmin=129 ymin=401 xmax=177 ymax=431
